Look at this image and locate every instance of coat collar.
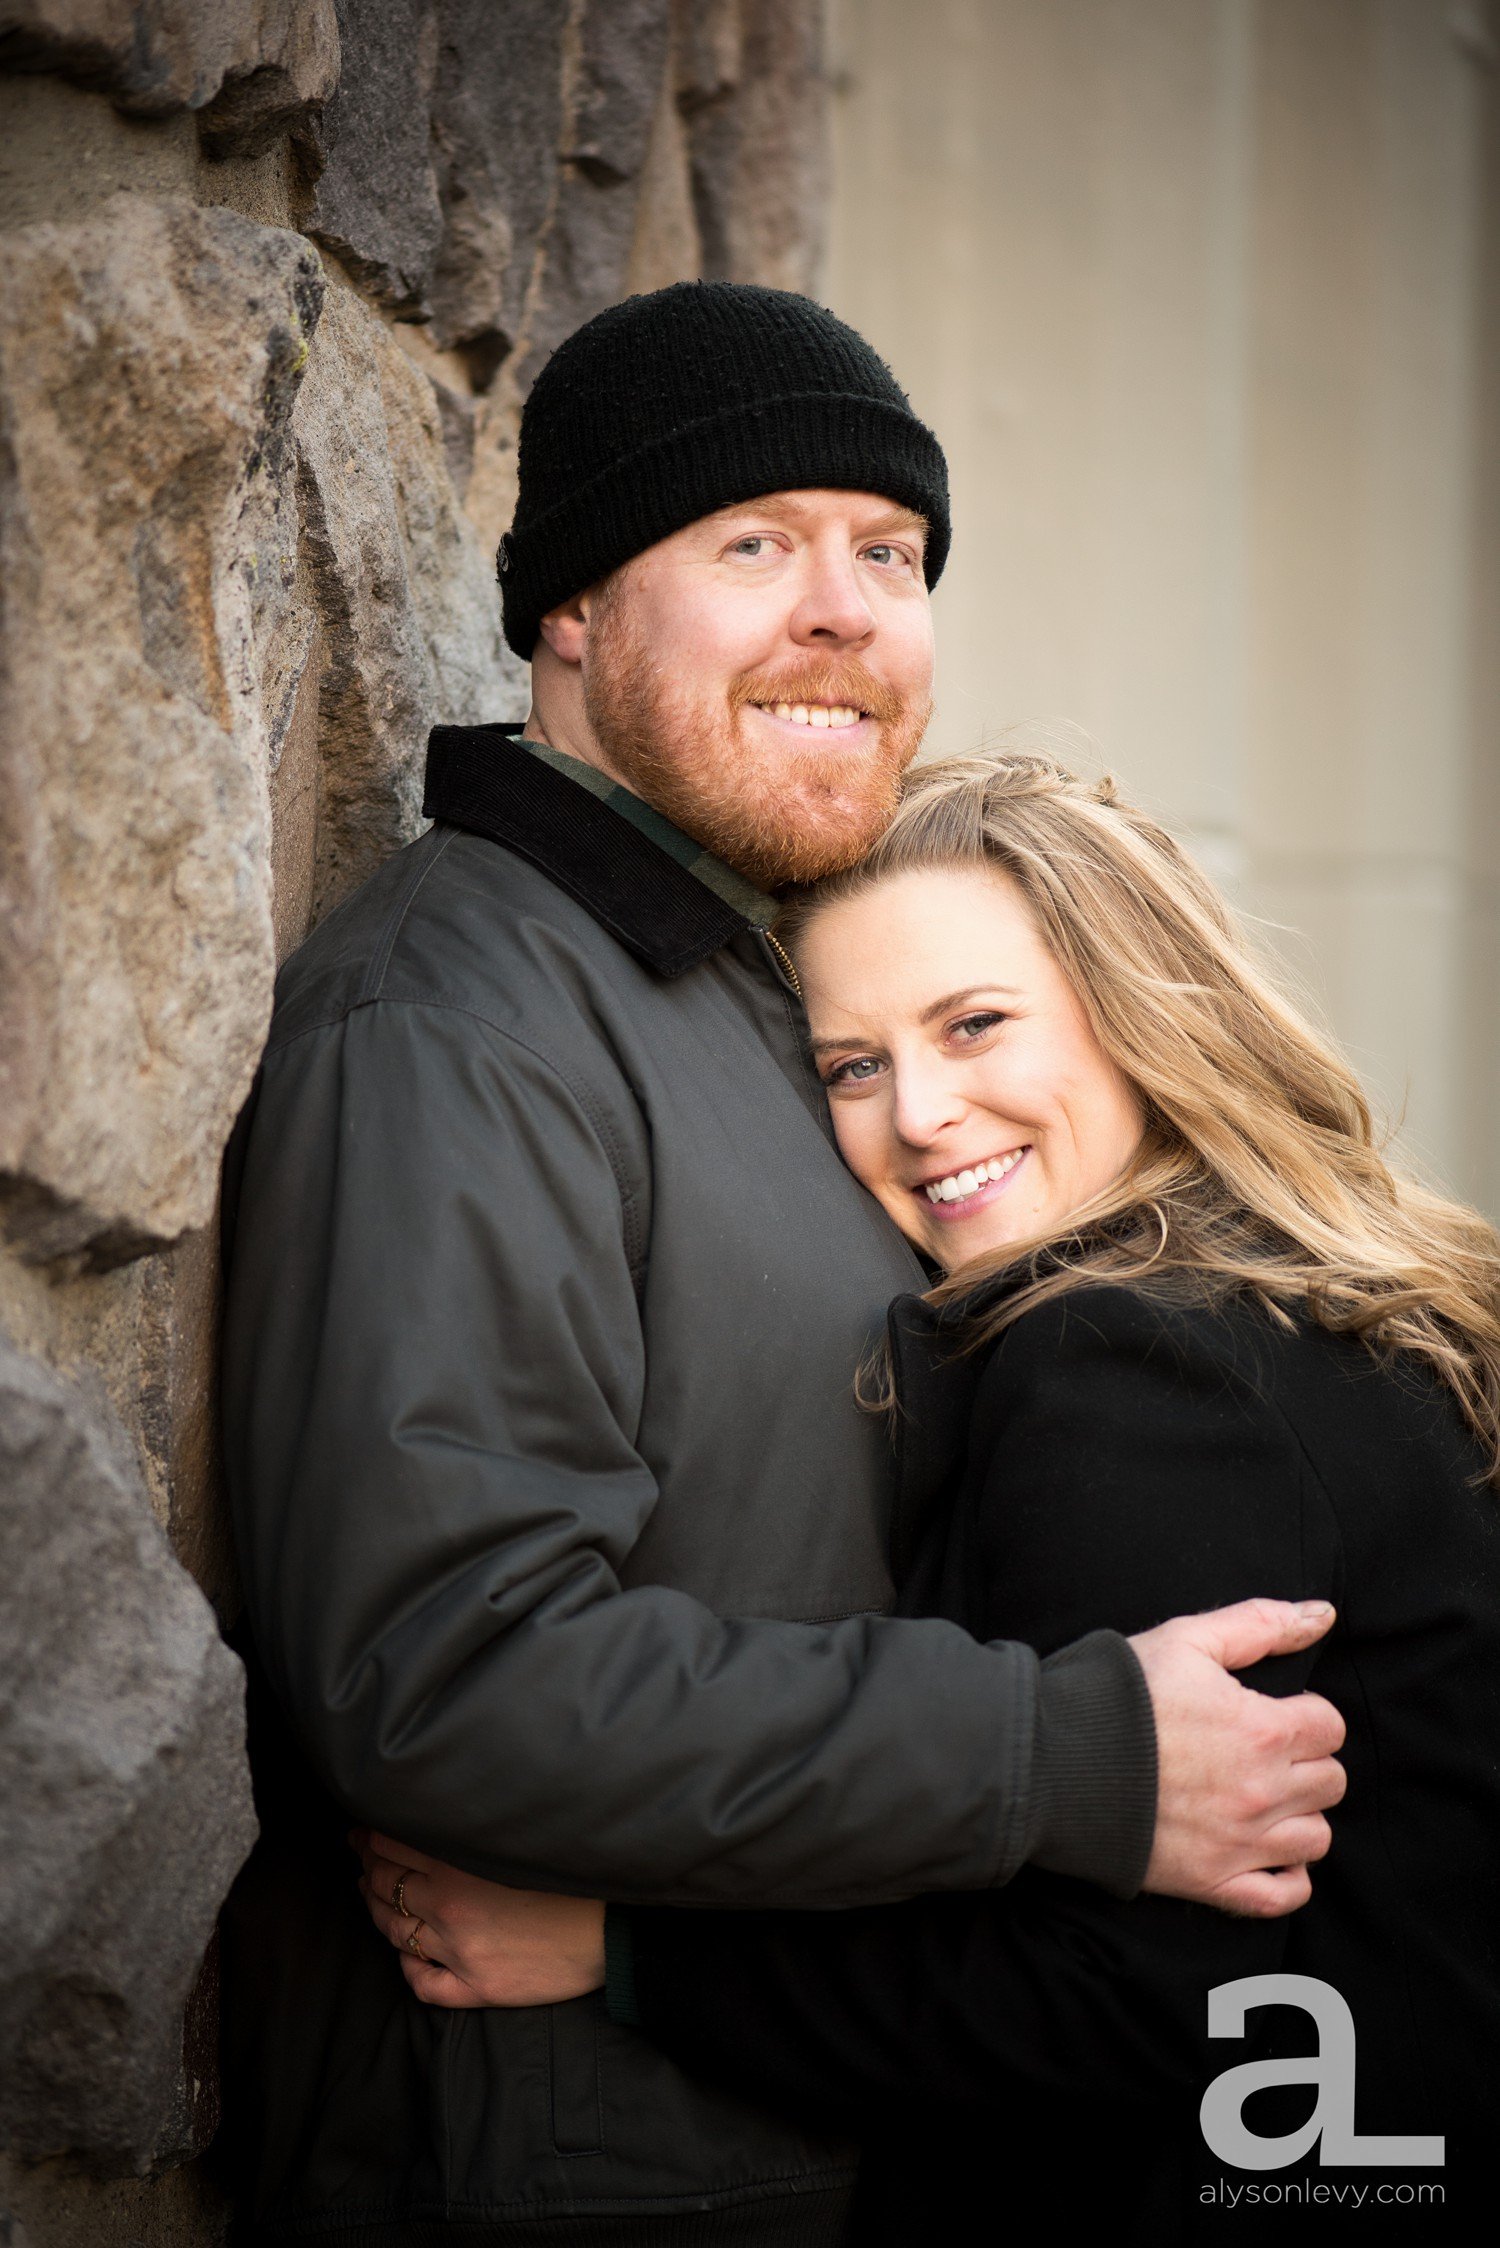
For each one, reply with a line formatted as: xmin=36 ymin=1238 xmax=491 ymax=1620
xmin=422 ymin=724 xmax=777 ymax=978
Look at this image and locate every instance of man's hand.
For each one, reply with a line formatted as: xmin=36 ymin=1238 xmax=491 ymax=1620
xmin=1131 ymin=1597 xmax=1346 ymax=1918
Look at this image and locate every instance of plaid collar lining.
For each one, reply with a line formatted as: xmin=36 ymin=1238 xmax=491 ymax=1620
xmin=422 ymin=723 xmax=778 ymax=977
xmin=516 ymin=737 xmax=777 ymax=930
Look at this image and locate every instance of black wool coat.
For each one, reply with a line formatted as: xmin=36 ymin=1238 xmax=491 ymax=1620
xmin=620 ymin=1280 xmax=1500 ymax=2241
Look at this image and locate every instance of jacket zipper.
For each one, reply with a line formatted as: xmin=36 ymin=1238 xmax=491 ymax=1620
xmin=762 ymin=927 xmax=801 ymax=997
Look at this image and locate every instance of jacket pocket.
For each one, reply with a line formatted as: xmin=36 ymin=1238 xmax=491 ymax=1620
xmin=547 ymin=1993 xmax=604 ymax=2155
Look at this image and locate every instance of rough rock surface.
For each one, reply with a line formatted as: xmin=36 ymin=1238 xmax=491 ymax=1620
xmin=0 ymin=6 xmax=827 ymax=2233
xmin=0 ymin=1337 xmax=258 ymax=2172
xmin=296 ymin=0 xmax=570 ymax=344
xmin=0 ymin=195 xmax=323 ymax=1267
xmin=296 ymin=0 xmax=443 ymax=315
xmin=0 ymin=2 xmax=340 ymax=151
xmin=292 ymin=282 xmax=523 ymax=920
xmin=300 ymin=1 xmax=674 ymax=388
xmin=507 ymin=0 xmax=675 ymax=392
xmin=427 ymin=0 xmax=572 ymax=380
xmin=679 ymin=0 xmax=828 ymax=293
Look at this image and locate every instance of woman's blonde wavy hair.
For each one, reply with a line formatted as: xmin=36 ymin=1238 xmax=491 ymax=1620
xmin=784 ymin=751 xmax=1500 ymax=1484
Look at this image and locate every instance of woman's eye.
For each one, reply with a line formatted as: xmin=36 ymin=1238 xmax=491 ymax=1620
xmin=949 ymin=1011 xmax=1006 ymax=1044
xmin=824 ymin=1054 xmax=885 ymax=1089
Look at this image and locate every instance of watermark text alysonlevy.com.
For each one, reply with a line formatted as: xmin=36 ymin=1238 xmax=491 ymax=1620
xmin=1201 ymin=2180 xmax=1445 ymax=2210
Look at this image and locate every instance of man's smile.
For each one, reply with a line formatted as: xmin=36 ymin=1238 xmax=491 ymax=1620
xmin=749 ymin=699 xmax=867 ymax=730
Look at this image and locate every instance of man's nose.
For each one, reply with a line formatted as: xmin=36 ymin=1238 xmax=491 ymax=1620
xmin=787 ymin=546 xmax=875 ymax=646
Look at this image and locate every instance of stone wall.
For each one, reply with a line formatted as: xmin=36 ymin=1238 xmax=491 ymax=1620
xmin=0 ymin=7 xmax=830 ymax=2242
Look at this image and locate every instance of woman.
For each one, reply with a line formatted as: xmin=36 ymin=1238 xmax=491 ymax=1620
xmin=357 ymin=752 xmax=1500 ymax=2237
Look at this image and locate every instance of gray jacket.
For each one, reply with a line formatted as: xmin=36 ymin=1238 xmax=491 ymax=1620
xmin=219 ymin=726 xmax=1155 ymax=2246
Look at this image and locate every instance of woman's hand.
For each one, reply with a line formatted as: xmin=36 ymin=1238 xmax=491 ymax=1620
xmin=353 ymin=1830 xmax=606 ymax=2009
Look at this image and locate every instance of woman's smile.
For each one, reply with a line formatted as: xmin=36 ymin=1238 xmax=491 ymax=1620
xmin=912 ymin=1143 xmax=1030 ymax=1216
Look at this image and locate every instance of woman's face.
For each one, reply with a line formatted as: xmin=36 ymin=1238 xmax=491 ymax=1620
xmin=798 ymin=863 xmax=1146 ymax=1269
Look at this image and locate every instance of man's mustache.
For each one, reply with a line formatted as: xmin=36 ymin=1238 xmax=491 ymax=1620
xmin=728 ymin=662 xmax=909 ymax=725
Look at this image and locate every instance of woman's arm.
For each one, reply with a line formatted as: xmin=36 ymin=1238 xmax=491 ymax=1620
xmin=611 ymin=1288 xmax=1344 ymax=2127
xmin=353 ymin=1830 xmax=607 ymax=2009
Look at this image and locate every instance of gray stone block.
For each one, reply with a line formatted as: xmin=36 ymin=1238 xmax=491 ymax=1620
xmin=291 ymin=281 xmax=521 ymax=920
xmin=300 ymin=1 xmax=671 ymax=391
xmin=679 ymin=0 xmax=828 ymax=293
xmin=507 ymin=0 xmax=672 ymax=393
xmin=298 ymin=0 xmax=443 ymax=316
xmin=427 ymin=0 xmax=569 ymax=380
xmin=571 ymin=0 xmax=672 ymax=185
xmin=0 ymin=195 xmax=323 ymax=1266
xmin=0 ymin=1339 xmax=258 ymax=2173
xmin=0 ymin=1 xmax=340 ymax=151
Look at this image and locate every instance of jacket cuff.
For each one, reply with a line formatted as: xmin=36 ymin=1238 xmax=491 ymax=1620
xmin=1027 ymin=1629 xmax=1158 ymax=1898
xmin=603 ymin=1904 xmax=641 ymax=2027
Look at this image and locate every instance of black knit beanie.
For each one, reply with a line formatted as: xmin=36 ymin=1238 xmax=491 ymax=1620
xmin=498 ymin=280 xmax=950 ymax=658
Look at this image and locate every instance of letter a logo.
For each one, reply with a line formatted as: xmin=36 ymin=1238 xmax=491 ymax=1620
xmin=1199 ymin=1975 xmax=1444 ymax=2170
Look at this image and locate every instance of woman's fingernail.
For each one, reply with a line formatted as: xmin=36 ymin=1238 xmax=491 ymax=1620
xmin=1297 ymin=1600 xmax=1334 ymax=1619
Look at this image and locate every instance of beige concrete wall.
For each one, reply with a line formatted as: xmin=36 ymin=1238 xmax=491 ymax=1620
xmin=826 ymin=0 xmax=1499 ymax=1218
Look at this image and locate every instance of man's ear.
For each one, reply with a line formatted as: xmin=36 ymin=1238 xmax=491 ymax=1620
xmin=536 ymin=592 xmax=591 ymax=667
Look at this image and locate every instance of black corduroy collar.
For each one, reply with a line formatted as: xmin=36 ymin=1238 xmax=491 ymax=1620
xmin=422 ymin=723 xmax=771 ymax=978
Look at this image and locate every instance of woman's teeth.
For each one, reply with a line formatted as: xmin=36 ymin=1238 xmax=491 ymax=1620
xmin=923 ymin=1151 xmax=1026 ymax=1205
xmin=762 ymin=702 xmax=863 ymax=729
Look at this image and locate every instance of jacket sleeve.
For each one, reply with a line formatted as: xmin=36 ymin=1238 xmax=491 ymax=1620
xmin=616 ymin=1287 xmax=1341 ymax=2112
xmin=221 ymin=1001 xmax=1154 ymax=1907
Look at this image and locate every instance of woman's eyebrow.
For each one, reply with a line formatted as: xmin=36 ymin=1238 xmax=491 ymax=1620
xmin=808 ymin=1028 xmax=875 ymax=1059
xmin=808 ymin=988 xmax=1021 ymax=1054
xmin=918 ymin=985 xmax=1020 ymax=1024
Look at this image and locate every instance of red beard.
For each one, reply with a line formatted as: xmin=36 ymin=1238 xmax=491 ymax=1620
xmin=582 ymin=603 xmax=932 ymax=889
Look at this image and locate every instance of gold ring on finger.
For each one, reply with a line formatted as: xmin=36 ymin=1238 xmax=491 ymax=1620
xmin=404 ymin=1918 xmax=428 ymax=1962
xmin=392 ymin=1871 xmax=414 ymax=1918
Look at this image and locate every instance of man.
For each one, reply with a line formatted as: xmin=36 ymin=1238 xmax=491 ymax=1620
xmin=220 ymin=282 xmax=1343 ymax=2247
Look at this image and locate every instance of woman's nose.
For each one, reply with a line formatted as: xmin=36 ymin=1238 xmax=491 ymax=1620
xmin=890 ymin=1064 xmax=966 ymax=1146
